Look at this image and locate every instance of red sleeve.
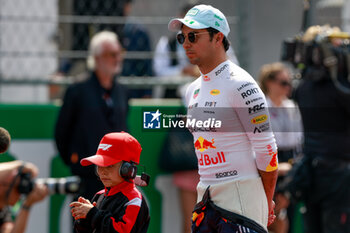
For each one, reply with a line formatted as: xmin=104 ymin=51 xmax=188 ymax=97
xmin=110 ymin=198 xmax=142 ymax=233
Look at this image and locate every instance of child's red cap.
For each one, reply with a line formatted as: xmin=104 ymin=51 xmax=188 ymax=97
xmin=80 ymin=132 xmax=142 ymax=167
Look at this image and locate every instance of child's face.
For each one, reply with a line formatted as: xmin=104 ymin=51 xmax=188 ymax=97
xmin=96 ymin=161 xmax=124 ymax=187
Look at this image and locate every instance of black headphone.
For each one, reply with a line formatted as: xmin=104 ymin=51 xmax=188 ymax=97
xmin=119 ymin=161 xmax=137 ymax=180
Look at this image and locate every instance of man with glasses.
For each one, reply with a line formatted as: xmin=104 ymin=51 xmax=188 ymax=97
xmin=168 ymin=5 xmax=278 ymax=233
xmin=55 ymin=31 xmax=129 ymax=204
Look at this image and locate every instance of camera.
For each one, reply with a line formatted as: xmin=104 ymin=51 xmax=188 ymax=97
xmin=18 ymin=172 xmax=81 ymax=195
xmin=281 ymin=29 xmax=350 ymax=94
xmin=281 ymin=35 xmax=350 ymax=70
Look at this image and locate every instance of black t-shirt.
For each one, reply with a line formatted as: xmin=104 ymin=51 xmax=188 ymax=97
xmin=294 ymin=71 xmax=350 ymax=160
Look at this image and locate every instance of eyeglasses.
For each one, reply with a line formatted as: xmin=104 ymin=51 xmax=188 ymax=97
xmin=277 ymin=80 xmax=291 ymax=87
xmin=101 ymin=51 xmax=123 ymax=58
xmin=176 ymin=31 xmax=210 ymax=44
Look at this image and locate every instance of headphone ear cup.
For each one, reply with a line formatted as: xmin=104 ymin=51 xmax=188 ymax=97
xmin=120 ymin=161 xmax=137 ymax=180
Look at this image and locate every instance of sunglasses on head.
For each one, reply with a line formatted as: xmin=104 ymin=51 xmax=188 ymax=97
xmin=176 ymin=31 xmax=210 ymax=44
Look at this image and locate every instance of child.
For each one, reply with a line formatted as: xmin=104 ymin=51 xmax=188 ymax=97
xmin=70 ymin=132 xmax=150 ymax=233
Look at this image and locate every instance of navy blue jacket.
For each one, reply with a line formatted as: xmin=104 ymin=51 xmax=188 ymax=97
xmin=55 ymin=72 xmax=129 ymax=178
xmin=294 ymin=70 xmax=350 ymax=160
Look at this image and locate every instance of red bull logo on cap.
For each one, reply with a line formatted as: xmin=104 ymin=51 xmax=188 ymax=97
xmin=194 ymin=136 xmax=216 ymax=152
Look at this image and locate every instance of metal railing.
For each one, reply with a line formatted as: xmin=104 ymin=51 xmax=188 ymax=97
xmin=0 ymin=75 xmax=194 ymax=89
xmin=0 ymin=14 xmax=238 ymax=25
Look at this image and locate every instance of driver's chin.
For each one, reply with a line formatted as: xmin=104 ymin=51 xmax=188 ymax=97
xmin=189 ymin=57 xmax=200 ymax=66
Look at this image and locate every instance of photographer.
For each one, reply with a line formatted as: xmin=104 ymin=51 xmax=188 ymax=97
xmin=0 ymin=161 xmax=49 ymax=233
xmin=0 ymin=128 xmax=49 ymax=233
xmin=285 ymin=25 xmax=350 ymax=233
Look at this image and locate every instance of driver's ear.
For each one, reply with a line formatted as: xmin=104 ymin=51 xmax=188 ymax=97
xmin=215 ymin=32 xmax=224 ymax=45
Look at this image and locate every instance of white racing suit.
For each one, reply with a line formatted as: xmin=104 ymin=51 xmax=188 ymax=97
xmin=185 ymin=60 xmax=278 ymax=231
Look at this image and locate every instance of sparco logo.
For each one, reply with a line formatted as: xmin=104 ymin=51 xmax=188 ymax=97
xmin=248 ymin=103 xmax=265 ymax=114
xmin=215 ymin=170 xmax=238 ymax=178
xmin=241 ymin=88 xmax=259 ymax=99
xmin=215 ymin=64 xmax=228 ymax=76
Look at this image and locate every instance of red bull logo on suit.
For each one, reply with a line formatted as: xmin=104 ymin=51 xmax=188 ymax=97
xmin=194 ymin=136 xmax=216 ymax=152
xmin=194 ymin=136 xmax=227 ymax=166
xmin=198 ymin=152 xmax=226 ymax=166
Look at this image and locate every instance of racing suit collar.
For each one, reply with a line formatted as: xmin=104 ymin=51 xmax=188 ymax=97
xmin=200 ymin=60 xmax=230 ymax=81
xmin=104 ymin=181 xmax=135 ymax=197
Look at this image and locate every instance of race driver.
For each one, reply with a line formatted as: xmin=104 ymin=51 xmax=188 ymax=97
xmin=168 ymin=4 xmax=278 ymax=233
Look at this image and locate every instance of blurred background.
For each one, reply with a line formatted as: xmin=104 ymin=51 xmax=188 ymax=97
xmin=0 ymin=0 xmax=348 ymax=103
xmin=0 ymin=0 xmax=350 ymax=233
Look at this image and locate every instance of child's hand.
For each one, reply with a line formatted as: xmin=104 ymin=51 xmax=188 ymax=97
xmin=70 ymin=196 xmax=95 ymax=220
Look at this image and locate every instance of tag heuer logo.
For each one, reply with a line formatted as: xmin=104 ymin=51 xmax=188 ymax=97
xmin=193 ymin=89 xmax=200 ymax=99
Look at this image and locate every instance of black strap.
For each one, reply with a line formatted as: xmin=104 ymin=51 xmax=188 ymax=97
xmin=5 ymin=163 xmax=26 ymax=205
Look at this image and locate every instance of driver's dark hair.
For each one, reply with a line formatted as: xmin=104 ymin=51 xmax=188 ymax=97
xmin=206 ymin=27 xmax=230 ymax=52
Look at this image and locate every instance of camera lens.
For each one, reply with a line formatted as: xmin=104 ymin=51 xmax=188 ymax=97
xmin=36 ymin=176 xmax=81 ymax=195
